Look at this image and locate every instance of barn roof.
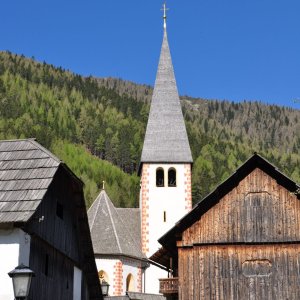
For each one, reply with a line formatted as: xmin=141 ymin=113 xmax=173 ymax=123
xmin=0 ymin=139 xmax=102 ymax=299
xmin=158 ymin=153 xmax=300 ymax=250
xmin=0 ymin=139 xmax=64 ymax=223
xmin=88 ymin=189 xmax=147 ymax=262
xmin=139 ymin=26 xmax=192 ymax=168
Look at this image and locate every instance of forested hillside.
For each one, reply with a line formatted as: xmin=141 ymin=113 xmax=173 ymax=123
xmin=0 ymin=51 xmax=300 ymax=207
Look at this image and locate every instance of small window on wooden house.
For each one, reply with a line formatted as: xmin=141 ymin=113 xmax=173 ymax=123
xmin=168 ymin=168 xmax=176 ymax=187
xmin=156 ymin=168 xmax=164 ymax=187
xmin=56 ymin=202 xmax=64 ymax=220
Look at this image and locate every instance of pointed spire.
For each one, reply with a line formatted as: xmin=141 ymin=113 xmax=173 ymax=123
xmin=140 ymin=8 xmax=193 ymax=165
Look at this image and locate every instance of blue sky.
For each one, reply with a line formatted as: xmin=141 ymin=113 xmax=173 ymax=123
xmin=1 ymin=1 xmax=300 ymax=108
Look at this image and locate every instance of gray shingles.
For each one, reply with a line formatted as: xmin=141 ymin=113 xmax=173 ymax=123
xmin=0 ymin=158 xmax=59 ymax=170
xmin=88 ymin=190 xmax=146 ymax=261
xmin=0 ymin=149 xmax=49 ymax=161
xmin=116 ymin=208 xmax=141 ymax=249
xmin=0 ymin=140 xmax=38 ymax=152
xmin=0 ymin=189 xmax=47 ymax=202
xmin=0 ymin=139 xmax=60 ymax=224
xmin=140 ymin=29 xmax=193 ymax=164
xmin=104 ymin=294 xmax=166 ymax=300
xmin=0 ymin=167 xmax=57 ymax=181
xmin=127 ymin=292 xmax=166 ymax=300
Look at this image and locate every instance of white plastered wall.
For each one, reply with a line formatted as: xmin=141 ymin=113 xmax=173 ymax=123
xmin=96 ymin=257 xmax=118 ymax=296
xmin=146 ymin=163 xmax=190 ymax=257
xmin=0 ymin=228 xmax=31 ymax=300
xmin=96 ymin=257 xmax=142 ymax=296
xmin=73 ymin=266 xmax=82 ymax=300
xmin=121 ymin=258 xmax=141 ymax=293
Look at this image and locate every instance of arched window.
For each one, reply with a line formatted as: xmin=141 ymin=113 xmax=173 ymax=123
xmin=156 ymin=168 xmax=164 ymax=187
xmin=98 ymin=270 xmax=109 ymax=284
xmin=126 ymin=273 xmax=135 ymax=292
xmin=168 ymin=168 xmax=176 ymax=187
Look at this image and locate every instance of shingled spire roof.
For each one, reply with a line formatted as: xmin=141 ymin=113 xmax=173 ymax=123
xmin=140 ymin=24 xmax=193 ymax=165
xmin=88 ymin=189 xmax=147 ymax=262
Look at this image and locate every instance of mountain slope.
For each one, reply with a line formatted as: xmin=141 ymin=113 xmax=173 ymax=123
xmin=0 ymin=51 xmax=299 ymax=205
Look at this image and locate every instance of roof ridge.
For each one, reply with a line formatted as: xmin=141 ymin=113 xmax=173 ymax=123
xmin=0 ymin=138 xmax=36 ymax=143
xmin=103 ymin=191 xmax=122 ymax=253
xmin=89 ymin=191 xmax=103 ymax=231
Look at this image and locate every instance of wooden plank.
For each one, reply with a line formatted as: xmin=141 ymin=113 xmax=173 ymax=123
xmin=178 ymin=244 xmax=300 ymax=299
xmin=182 ymin=168 xmax=300 ymax=245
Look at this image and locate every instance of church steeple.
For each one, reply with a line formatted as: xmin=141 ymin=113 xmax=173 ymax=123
xmin=140 ymin=5 xmax=193 ymax=165
xmin=139 ymin=5 xmax=193 ymax=293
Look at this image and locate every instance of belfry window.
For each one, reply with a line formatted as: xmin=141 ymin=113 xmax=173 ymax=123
xmin=156 ymin=168 xmax=164 ymax=187
xmin=168 ymin=168 xmax=176 ymax=187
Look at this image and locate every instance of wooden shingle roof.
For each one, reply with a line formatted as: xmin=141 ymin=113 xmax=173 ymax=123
xmin=140 ymin=27 xmax=193 ymax=168
xmin=0 ymin=139 xmax=61 ymax=224
xmin=104 ymin=292 xmax=166 ymax=300
xmin=88 ymin=189 xmax=147 ymax=262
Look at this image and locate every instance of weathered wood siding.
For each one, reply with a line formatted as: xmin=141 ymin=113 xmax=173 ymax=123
xmin=178 ymin=244 xmax=300 ymax=300
xmin=182 ymin=168 xmax=300 ymax=245
xmin=28 ymin=236 xmax=75 ymax=300
xmin=26 ymin=167 xmax=81 ymax=263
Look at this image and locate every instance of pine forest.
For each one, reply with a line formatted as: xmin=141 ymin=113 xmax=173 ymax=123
xmin=0 ymin=51 xmax=300 ymax=207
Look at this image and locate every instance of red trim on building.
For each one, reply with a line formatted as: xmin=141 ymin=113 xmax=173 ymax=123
xmin=113 ymin=261 xmax=123 ymax=296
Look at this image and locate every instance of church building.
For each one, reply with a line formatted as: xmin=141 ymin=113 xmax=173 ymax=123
xmin=88 ymin=3 xmax=192 ymax=297
xmin=88 ymin=3 xmax=300 ymax=300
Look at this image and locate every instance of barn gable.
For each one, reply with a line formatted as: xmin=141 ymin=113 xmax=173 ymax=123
xmin=182 ymin=167 xmax=300 ymax=245
xmin=155 ymin=153 xmax=300 ymax=299
xmin=159 ymin=153 xmax=300 ymax=249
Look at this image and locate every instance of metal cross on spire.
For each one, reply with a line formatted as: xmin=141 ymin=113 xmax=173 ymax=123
xmin=161 ymin=2 xmax=169 ymax=29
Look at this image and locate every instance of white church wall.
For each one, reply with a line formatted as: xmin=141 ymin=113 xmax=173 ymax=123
xmin=95 ymin=257 xmax=119 ymax=296
xmin=121 ymin=258 xmax=142 ymax=293
xmin=96 ymin=257 xmax=143 ymax=296
xmin=143 ymin=163 xmax=191 ymax=257
xmin=0 ymin=229 xmax=31 ymax=300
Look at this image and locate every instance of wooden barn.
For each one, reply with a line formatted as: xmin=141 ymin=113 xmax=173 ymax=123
xmin=152 ymin=154 xmax=300 ymax=299
xmin=0 ymin=139 xmax=102 ymax=300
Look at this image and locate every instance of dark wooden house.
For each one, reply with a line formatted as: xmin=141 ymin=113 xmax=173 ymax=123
xmin=0 ymin=139 xmax=102 ymax=300
xmin=152 ymin=154 xmax=300 ymax=299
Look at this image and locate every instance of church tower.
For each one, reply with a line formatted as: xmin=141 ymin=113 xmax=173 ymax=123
xmin=139 ymin=3 xmax=193 ymax=292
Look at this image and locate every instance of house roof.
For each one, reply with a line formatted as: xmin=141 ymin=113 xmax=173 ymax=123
xmin=0 ymin=139 xmax=64 ymax=223
xmin=140 ymin=27 xmax=192 ymax=168
xmin=88 ymin=189 xmax=147 ymax=262
xmin=0 ymin=138 xmax=102 ymax=299
xmin=116 ymin=208 xmax=142 ymax=250
xmin=158 ymin=153 xmax=300 ymax=250
xmin=104 ymin=292 xmax=166 ymax=300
